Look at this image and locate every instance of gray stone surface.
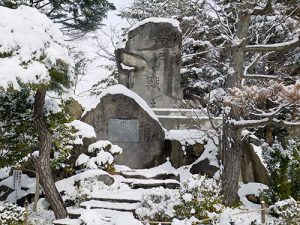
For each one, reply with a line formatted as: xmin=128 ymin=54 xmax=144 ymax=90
xmin=82 ymin=94 xmax=165 ymax=169
xmin=116 ymin=19 xmax=183 ymax=108
xmin=164 ymin=140 xmax=205 ymax=169
xmin=190 ymin=158 xmax=219 ymax=177
xmin=241 ymin=139 xmax=269 ymax=185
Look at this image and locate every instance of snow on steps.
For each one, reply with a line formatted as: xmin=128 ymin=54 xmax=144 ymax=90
xmin=80 ymin=200 xmax=139 ymax=212
xmin=88 ymin=188 xmax=145 ymax=203
xmin=118 ymin=170 xmax=179 ymax=180
xmin=53 ymin=218 xmax=81 ymax=225
xmin=122 ymin=178 xmax=180 ymax=189
xmin=54 ymin=162 xmax=181 ymax=225
xmin=67 ymin=208 xmax=134 ymax=219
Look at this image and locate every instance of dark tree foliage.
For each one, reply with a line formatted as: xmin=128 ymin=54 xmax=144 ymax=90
xmin=0 ymin=83 xmax=76 ymax=170
xmin=0 ymin=85 xmax=35 ymax=167
xmin=0 ymin=0 xmax=116 ymax=37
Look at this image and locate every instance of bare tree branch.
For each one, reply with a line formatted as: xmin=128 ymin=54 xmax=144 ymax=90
xmin=246 ymin=37 xmax=300 ymax=52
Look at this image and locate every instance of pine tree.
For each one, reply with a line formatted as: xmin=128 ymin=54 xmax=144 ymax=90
xmin=0 ymin=0 xmax=116 ymax=38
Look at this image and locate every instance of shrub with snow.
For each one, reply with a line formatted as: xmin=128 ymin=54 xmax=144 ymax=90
xmin=269 ymin=198 xmax=300 ymax=225
xmin=174 ymin=175 xmax=223 ymax=223
xmin=76 ymin=140 xmax=122 ymax=172
xmin=135 ymin=187 xmax=180 ymax=222
xmin=0 ymin=201 xmax=25 ymax=225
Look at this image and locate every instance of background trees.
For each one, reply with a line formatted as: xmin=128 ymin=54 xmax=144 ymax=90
xmin=121 ymin=0 xmax=300 ymax=206
xmin=0 ymin=0 xmax=116 ymax=38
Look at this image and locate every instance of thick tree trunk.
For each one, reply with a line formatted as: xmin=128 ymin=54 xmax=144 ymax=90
xmin=33 ymin=87 xmax=67 ymax=219
xmin=221 ymin=116 xmax=243 ymax=206
xmin=221 ymin=12 xmax=251 ymax=206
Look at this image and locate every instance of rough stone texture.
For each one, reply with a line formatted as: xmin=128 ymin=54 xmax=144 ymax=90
xmin=116 ymin=19 xmax=183 ymax=108
xmin=190 ymin=159 xmax=219 ymax=177
xmin=82 ymin=94 xmax=165 ymax=169
xmin=65 ymin=98 xmax=84 ymax=120
xmin=164 ymin=140 xmax=205 ymax=169
xmin=96 ymin=174 xmax=115 ymax=186
xmin=241 ymin=139 xmax=269 ymax=185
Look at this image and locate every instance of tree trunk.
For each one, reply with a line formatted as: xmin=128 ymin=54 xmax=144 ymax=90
xmin=221 ymin=117 xmax=243 ymax=206
xmin=221 ymin=11 xmax=251 ymax=206
xmin=33 ymin=87 xmax=67 ymax=219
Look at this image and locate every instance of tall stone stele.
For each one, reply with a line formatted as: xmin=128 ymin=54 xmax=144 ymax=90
xmin=116 ymin=17 xmax=183 ymax=108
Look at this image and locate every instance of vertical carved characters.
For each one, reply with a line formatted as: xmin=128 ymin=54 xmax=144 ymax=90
xmin=116 ymin=18 xmax=183 ymax=108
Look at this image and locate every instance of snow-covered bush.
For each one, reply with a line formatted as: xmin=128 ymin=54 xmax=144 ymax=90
xmin=0 ymin=201 xmax=25 ymax=225
xmin=269 ymin=198 xmax=300 ymax=225
xmin=174 ymin=175 xmax=223 ymax=223
xmin=56 ymin=170 xmax=119 ymax=206
xmin=76 ymin=140 xmax=122 ymax=173
xmin=263 ymin=138 xmax=300 ymax=204
xmin=135 ymin=187 xmax=180 ymax=221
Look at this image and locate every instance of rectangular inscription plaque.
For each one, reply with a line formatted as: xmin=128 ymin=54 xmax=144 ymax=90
xmin=108 ymin=119 xmax=139 ymax=143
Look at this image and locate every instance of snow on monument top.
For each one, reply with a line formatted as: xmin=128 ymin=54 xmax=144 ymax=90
xmin=83 ymin=84 xmax=160 ymax=122
xmin=0 ymin=6 xmax=72 ymax=89
xmin=128 ymin=17 xmax=181 ymax=33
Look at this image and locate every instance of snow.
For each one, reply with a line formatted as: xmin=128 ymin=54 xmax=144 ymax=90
xmin=68 ymin=120 xmax=96 ymax=145
xmin=83 ymin=84 xmax=160 ymax=123
xmin=238 ymin=182 xmax=268 ymax=208
xmin=182 ymin=193 xmax=193 ymax=202
xmin=55 ymin=169 xmax=118 ymax=201
xmin=76 ymin=140 xmax=123 ymax=169
xmin=81 ymin=200 xmax=139 ymax=211
xmin=88 ymin=140 xmax=122 ymax=155
xmin=246 ymin=36 xmax=300 ymax=50
xmin=0 ymin=173 xmax=36 ymax=201
xmin=118 ymin=161 xmax=179 ymax=179
xmin=120 ymin=63 xmax=135 ymax=71
xmin=76 ymin=154 xmax=90 ymax=167
xmin=165 ymin=129 xmax=208 ymax=146
xmin=123 ymin=178 xmax=180 ymax=186
xmin=251 ymin=144 xmax=266 ymax=168
xmin=0 ymin=6 xmax=73 ymax=90
xmin=128 ymin=17 xmax=181 ymax=33
xmin=193 ymin=137 xmax=219 ymax=167
xmin=0 ymin=167 xmax=10 ymax=180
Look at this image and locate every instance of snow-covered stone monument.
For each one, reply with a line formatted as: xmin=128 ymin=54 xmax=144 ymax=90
xmin=82 ymin=85 xmax=165 ymax=169
xmin=115 ymin=18 xmax=183 ymax=108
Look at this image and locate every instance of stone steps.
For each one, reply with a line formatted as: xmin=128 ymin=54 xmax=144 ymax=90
xmin=53 ymin=166 xmax=181 ymax=225
xmin=67 ymin=208 xmax=134 ymax=219
xmin=80 ymin=200 xmax=139 ymax=212
xmin=118 ymin=170 xmax=179 ymax=181
xmin=122 ymin=178 xmax=180 ymax=189
xmin=87 ymin=188 xmax=145 ymax=203
xmin=53 ymin=218 xmax=81 ymax=225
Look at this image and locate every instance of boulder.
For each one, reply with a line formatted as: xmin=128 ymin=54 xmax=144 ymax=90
xmin=190 ymin=158 xmax=219 ymax=177
xmin=241 ymin=139 xmax=269 ymax=184
xmin=82 ymin=85 xmax=165 ymax=169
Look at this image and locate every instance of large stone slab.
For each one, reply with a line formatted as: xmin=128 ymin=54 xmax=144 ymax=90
xmin=116 ymin=18 xmax=183 ymax=108
xmin=82 ymin=85 xmax=165 ymax=169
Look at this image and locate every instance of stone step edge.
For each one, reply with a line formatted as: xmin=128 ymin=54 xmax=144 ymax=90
xmin=84 ymin=197 xmax=140 ymax=203
xmin=116 ymin=171 xmax=180 ymax=181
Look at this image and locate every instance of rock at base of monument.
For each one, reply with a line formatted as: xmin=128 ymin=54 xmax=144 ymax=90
xmin=246 ymin=194 xmax=261 ymax=204
xmin=241 ymin=139 xmax=269 ymax=185
xmin=164 ymin=139 xmax=205 ymax=169
xmin=189 ymin=158 xmax=219 ymax=178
